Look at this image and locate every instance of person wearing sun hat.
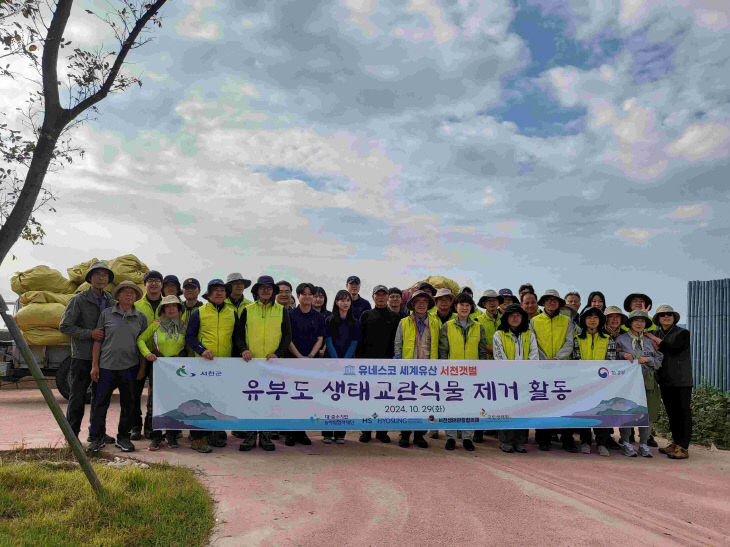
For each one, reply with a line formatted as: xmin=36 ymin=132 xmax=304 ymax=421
xmin=603 ymin=306 xmax=627 ymax=340
xmin=645 ymin=305 xmax=692 ymax=459
xmin=571 ymin=307 xmax=617 ymax=456
xmin=429 ymin=288 xmax=457 ymax=328
xmin=492 ymin=304 xmax=538 ymax=453
xmin=622 ymin=292 xmax=656 ymax=332
xmin=225 ymin=273 xmax=253 ymax=317
xmin=87 ymin=281 xmax=148 ymax=453
xmin=60 ymin=261 xmax=116 ymax=445
xmin=162 ymin=275 xmax=182 ymax=297
xmin=477 ymin=290 xmax=501 ymax=359
xmin=136 ymin=295 xmax=187 ymax=451
xmin=615 ymin=310 xmax=663 ymax=458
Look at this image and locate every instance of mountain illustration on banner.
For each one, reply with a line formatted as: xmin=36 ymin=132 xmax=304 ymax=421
xmin=565 ymin=397 xmax=649 ymax=427
xmin=154 ymin=399 xmax=238 ymax=430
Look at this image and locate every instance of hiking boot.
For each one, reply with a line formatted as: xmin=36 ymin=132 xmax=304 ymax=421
xmin=322 ymin=436 xmax=333 ymax=444
xmin=514 ymin=444 xmax=527 ymax=453
xmin=472 ymin=431 xmax=484 ymax=443
xmin=463 ymin=439 xmax=475 ymax=452
xmin=375 ymin=432 xmax=391 ymax=443
xmin=359 ymin=431 xmax=372 ymax=443
xmin=148 ymin=438 xmax=164 ymax=451
xmin=563 ymin=441 xmax=580 ymax=453
xmin=605 ymin=436 xmax=622 ymax=450
xmin=166 ymin=432 xmax=179 ymax=449
xmin=130 ymin=426 xmax=142 ymax=441
xmin=259 ymin=433 xmax=275 ymax=451
xmin=598 ymin=445 xmax=610 ymax=457
xmin=296 ymin=432 xmax=312 ymax=446
xmin=238 ymin=433 xmax=257 ymax=452
xmin=209 ymin=431 xmax=227 ymax=448
xmin=115 ymin=438 xmax=135 ymax=452
xmin=647 ymin=435 xmax=658 ymax=447
xmin=87 ymin=434 xmax=115 ymax=444
xmin=500 ymin=443 xmax=515 ymax=453
xmin=659 ymin=442 xmax=677 ymax=455
xmin=580 ymin=443 xmax=591 ymax=454
xmin=284 ymin=434 xmax=296 ymax=447
xmin=335 ymin=437 xmax=345 ymax=444
xmin=538 ymin=443 xmax=551 ymax=451
xmin=622 ymin=442 xmax=637 ymax=457
xmin=87 ymin=439 xmax=105 ymax=453
xmin=429 ymin=431 xmax=440 ymax=439
xmin=445 ymin=438 xmax=456 ymax=450
xmin=413 ymin=434 xmax=429 ymax=449
xmin=192 ymin=438 xmax=212 ymax=453
xmin=668 ymin=446 xmax=689 ymax=459
xmin=398 ymin=434 xmax=410 ymax=448
xmin=638 ymin=444 xmax=653 ymax=458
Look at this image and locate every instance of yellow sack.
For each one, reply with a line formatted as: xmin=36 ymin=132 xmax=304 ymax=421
xmin=11 ymin=266 xmax=78 ymax=295
xmin=15 ymin=303 xmax=67 ymax=330
xmin=108 ymin=254 xmax=149 ymax=285
xmin=19 ymin=291 xmax=74 ymax=306
xmin=67 ymin=258 xmax=99 ymax=284
xmin=424 ymin=275 xmax=461 ymax=297
xmin=23 ymin=327 xmax=71 ymax=346
xmin=75 ymin=282 xmax=115 ymax=294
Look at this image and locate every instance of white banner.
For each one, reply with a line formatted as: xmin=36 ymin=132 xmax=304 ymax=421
xmin=152 ymin=358 xmax=649 ymax=431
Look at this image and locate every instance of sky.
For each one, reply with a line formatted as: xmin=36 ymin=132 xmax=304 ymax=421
xmin=1 ymin=0 xmax=729 ymax=318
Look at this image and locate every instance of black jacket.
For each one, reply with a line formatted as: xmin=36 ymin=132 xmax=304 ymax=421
xmin=655 ymin=326 xmax=692 ymax=387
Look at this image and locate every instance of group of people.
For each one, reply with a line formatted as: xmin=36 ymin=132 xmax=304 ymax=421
xmin=59 ymin=263 xmax=693 ymax=460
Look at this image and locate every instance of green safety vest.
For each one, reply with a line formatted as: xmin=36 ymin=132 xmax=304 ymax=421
xmin=478 ymin=311 xmax=501 ymax=354
xmin=401 ymin=314 xmax=439 ymax=359
xmin=134 ymin=295 xmax=161 ymax=325
xmin=445 ymin=320 xmax=481 ymax=360
xmin=226 ymin=297 xmax=253 ymax=319
xmin=197 ymin=302 xmax=236 ymax=357
xmin=498 ymin=330 xmax=532 ymax=360
xmin=245 ymin=301 xmax=284 ymax=358
xmin=576 ymin=332 xmax=610 ymax=360
xmin=137 ymin=320 xmax=186 ymax=358
xmin=532 ymin=313 xmax=570 ymax=359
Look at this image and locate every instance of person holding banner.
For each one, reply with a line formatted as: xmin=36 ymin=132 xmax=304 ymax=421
xmin=393 ymin=290 xmax=439 ymax=449
xmin=493 ymin=304 xmax=538 ymax=453
xmin=615 ymin=310 xmax=663 ymax=458
xmin=137 ymin=295 xmax=187 ymax=451
xmin=236 ymin=275 xmax=293 ymax=452
xmin=531 ymin=289 xmax=576 ymax=452
xmin=571 ymin=307 xmax=617 ymax=456
xmin=185 ymin=279 xmax=237 ymax=453
xmin=322 ymin=290 xmax=361 ymax=444
xmin=438 ymin=293 xmax=488 ymax=451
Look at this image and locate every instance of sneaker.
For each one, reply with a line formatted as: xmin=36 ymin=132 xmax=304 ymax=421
xmin=166 ymin=433 xmax=179 ymax=449
xmin=622 ymin=442 xmax=637 ymax=457
xmin=209 ymin=431 xmax=227 ymax=448
xmin=335 ymin=437 xmax=345 ymax=444
xmin=359 ymin=431 xmax=372 ymax=443
xmin=605 ymin=436 xmax=622 ymax=450
xmin=445 ymin=438 xmax=456 ymax=451
xmin=284 ymin=434 xmax=296 ymax=447
xmin=87 ymin=439 xmax=105 ymax=452
xmin=238 ymin=433 xmax=257 ymax=452
xmin=563 ymin=441 xmax=580 ymax=453
xmin=580 ymin=443 xmax=591 ymax=454
xmin=538 ymin=443 xmax=551 ymax=451
xmin=647 ymin=435 xmax=658 ymax=448
xmin=296 ymin=432 xmax=312 ymax=446
xmin=598 ymin=445 xmax=610 ymax=457
xmin=115 ymin=438 xmax=135 ymax=452
xmin=659 ymin=442 xmax=677 ymax=455
xmin=514 ymin=444 xmax=527 ymax=453
xmin=322 ymin=436 xmax=333 ymax=445
xmin=413 ymin=435 xmax=429 ymax=449
xmin=667 ymin=446 xmax=689 ymax=460
xmin=375 ymin=432 xmax=391 ymax=443
xmin=259 ymin=433 xmax=275 ymax=451
xmin=87 ymin=434 xmax=115 ymax=444
xmin=130 ymin=427 xmax=142 ymax=441
xmin=192 ymin=438 xmax=212 ymax=453
xmin=429 ymin=431 xmax=440 ymax=439
xmin=463 ymin=439 xmax=475 ymax=452
xmin=148 ymin=438 xmax=164 ymax=451
xmin=638 ymin=444 xmax=653 ymax=458
xmin=398 ymin=436 xmax=410 ymax=448
xmin=499 ymin=443 xmax=515 ymax=453
xmin=472 ymin=431 xmax=484 ymax=443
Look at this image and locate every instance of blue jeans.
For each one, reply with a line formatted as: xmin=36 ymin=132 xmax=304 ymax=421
xmin=89 ymin=366 xmax=138 ymax=441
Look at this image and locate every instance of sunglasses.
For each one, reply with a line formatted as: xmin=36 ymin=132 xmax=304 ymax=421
xmin=656 ymin=313 xmax=674 ymax=318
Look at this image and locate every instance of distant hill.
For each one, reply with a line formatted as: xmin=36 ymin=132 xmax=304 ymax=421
xmin=162 ymin=399 xmax=238 ymax=421
xmin=571 ymin=397 xmax=647 ymax=416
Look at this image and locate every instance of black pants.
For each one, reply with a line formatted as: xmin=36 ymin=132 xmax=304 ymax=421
xmin=132 ymin=358 xmax=151 ymax=432
xmin=579 ymin=428 xmax=612 ymax=446
xmin=400 ymin=430 xmax=426 ymax=439
xmin=145 ymin=362 xmax=179 ymax=441
xmin=65 ymin=358 xmax=96 ymax=438
xmin=89 ymin=366 xmax=138 ymax=441
xmin=536 ymin=429 xmax=574 ymax=446
xmin=660 ymin=385 xmax=693 ymax=449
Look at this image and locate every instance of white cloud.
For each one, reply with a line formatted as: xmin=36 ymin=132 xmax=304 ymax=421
xmin=407 ymin=0 xmax=456 ymax=44
xmin=175 ymin=0 xmax=220 ymax=40
xmin=615 ymin=228 xmax=657 ymax=244
xmin=668 ymin=205 xmax=709 ymax=221
xmin=667 ymin=123 xmax=730 ymax=161
xmin=482 ymin=187 xmax=496 ymax=205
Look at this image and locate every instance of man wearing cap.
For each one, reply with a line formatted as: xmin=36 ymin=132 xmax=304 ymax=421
xmin=225 ymin=273 xmax=253 ymax=316
xmin=88 ymin=281 xmax=148 ymax=453
xmin=498 ymin=289 xmax=517 ymax=314
xmin=162 ymin=275 xmax=182 ymax=297
xmin=184 ymin=279 xmax=238 ymax=452
xmin=429 ymin=288 xmax=456 ymax=328
xmin=356 ymin=285 xmax=400 ymax=444
xmin=60 ymin=261 xmax=116 ymax=444
xmin=387 ymin=287 xmax=408 ymax=318
xmin=131 ymin=270 xmax=164 ymax=440
xmin=346 ymin=276 xmax=371 ymax=321
xmin=235 ymin=275 xmax=293 ymax=452
xmin=181 ymin=278 xmax=203 ymax=324
xmin=393 ymin=290 xmax=439 ymax=449
xmin=531 ymin=289 xmax=577 ymax=452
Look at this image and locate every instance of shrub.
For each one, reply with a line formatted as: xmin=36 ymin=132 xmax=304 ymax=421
xmin=654 ymin=385 xmax=730 ymax=449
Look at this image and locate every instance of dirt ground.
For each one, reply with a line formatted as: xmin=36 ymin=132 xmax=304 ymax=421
xmin=1 ymin=386 xmax=728 ymax=546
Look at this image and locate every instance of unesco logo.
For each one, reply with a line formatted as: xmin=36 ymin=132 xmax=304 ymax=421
xmin=598 ymin=367 xmax=609 ymax=378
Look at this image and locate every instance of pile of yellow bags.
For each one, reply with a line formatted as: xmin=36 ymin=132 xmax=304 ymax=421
xmin=11 ymin=255 xmax=148 ymax=347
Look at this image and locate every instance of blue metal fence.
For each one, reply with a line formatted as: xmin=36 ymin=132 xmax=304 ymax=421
xmin=687 ymin=279 xmax=729 ymax=391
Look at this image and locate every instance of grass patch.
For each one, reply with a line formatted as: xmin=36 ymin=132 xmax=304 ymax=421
xmin=0 ymin=449 xmax=215 ymax=547
xmin=654 ymin=385 xmax=730 ymax=449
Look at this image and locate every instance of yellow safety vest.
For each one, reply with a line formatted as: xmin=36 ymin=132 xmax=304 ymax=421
xmin=429 ymin=306 xmax=456 ymax=328
xmin=532 ymin=313 xmax=570 ymax=359
xmin=401 ymin=314 xmax=439 ymax=359
xmin=498 ymin=330 xmax=532 ymax=360
xmin=445 ymin=320 xmax=481 ymax=360
xmin=197 ymin=302 xmax=236 ymax=357
xmin=577 ymin=332 xmax=610 ymax=360
xmin=225 ymin=297 xmax=253 ymax=319
xmin=245 ymin=301 xmax=284 ymax=358
xmin=137 ymin=320 xmax=186 ymax=358
xmin=478 ymin=312 xmax=501 ymax=349
xmin=134 ymin=295 xmax=161 ymax=325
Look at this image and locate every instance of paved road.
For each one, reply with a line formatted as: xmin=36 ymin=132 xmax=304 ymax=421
xmin=1 ymin=388 xmax=728 ymax=546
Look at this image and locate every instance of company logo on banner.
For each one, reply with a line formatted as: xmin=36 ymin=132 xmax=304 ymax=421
xmin=152 ymin=358 xmax=649 ymax=432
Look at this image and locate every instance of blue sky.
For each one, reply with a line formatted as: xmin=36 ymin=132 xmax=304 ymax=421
xmin=2 ymin=0 xmax=729 ymax=317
